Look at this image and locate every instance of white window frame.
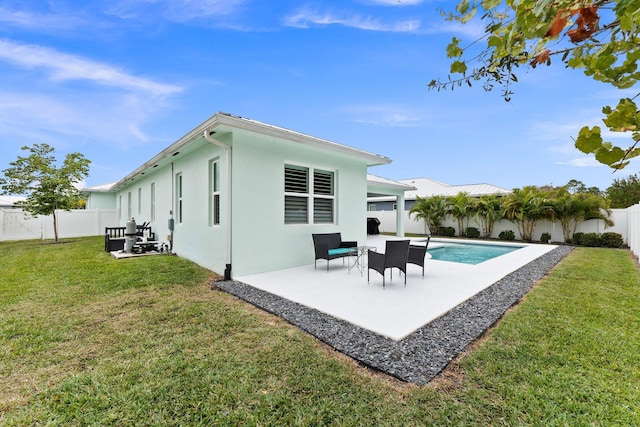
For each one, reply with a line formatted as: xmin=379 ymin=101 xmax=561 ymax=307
xmin=209 ymin=159 xmax=221 ymax=226
xmin=284 ymin=163 xmax=335 ymax=225
xmin=176 ymin=173 xmax=183 ymax=224
xmin=150 ymin=183 xmax=156 ymax=221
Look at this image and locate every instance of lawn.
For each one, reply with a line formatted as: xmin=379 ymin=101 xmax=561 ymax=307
xmin=1 ymin=236 xmax=639 ymax=425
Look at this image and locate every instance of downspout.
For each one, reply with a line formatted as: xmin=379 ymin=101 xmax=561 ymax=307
xmin=204 ymin=130 xmax=233 ymax=281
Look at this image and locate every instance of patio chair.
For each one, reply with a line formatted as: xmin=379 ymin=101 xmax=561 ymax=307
xmin=312 ymin=233 xmax=357 ymax=271
xmin=408 ymin=235 xmax=430 ymax=278
xmin=367 ymin=240 xmax=410 ymax=289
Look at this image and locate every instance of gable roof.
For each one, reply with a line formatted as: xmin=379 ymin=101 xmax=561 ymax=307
xmin=368 ymin=177 xmax=511 ymax=202
xmin=108 ymin=112 xmax=391 ymax=192
xmin=0 ymin=195 xmax=26 ymax=207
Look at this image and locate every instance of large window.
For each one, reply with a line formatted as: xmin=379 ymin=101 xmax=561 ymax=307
xmin=150 ymin=183 xmax=156 ymax=221
xmin=209 ymin=159 xmax=220 ymax=226
xmin=176 ymin=173 xmax=183 ymax=224
xmin=284 ymin=164 xmax=335 ymax=224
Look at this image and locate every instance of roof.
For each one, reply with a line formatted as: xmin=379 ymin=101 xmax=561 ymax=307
xmin=110 ymin=112 xmax=391 ymax=192
xmin=367 ymin=174 xmax=416 ymax=197
xmin=81 ymin=182 xmax=116 ymax=193
xmin=368 ymin=177 xmax=511 ymax=202
xmin=0 ymin=195 xmax=26 ymax=207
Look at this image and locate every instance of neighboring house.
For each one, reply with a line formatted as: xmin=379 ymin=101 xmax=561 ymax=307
xmin=0 ymin=195 xmax=26 ymax=209
xmin=83 ymin=183 xmax=117 ymax=209
xmin=367 ymin=177 xmax=511 ymax=211
xmin=84 ymin=112 xmax=410 ymax=277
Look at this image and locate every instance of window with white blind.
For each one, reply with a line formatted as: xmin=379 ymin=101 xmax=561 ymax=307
xmin=284 ymin=164 xmax=335 ymax=224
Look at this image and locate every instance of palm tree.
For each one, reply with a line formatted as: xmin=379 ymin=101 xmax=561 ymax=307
xmin=550 ymin=189 xmax=613 ymax=242
xmin=447 ymin=192 xmax=473 ymax=237
xmin=475 ymin=194 xmax=504 ymax=238
xmin=502 ymin=186 xmax=551 ymax=241
xmin=409 ymin=195 xmax=449 ymax=235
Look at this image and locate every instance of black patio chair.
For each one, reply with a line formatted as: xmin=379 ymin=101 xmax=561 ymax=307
xmin=367 ymin=240 xmax=410 ymax=289
xmin=408 ymin=235 xmax=431 ymax=278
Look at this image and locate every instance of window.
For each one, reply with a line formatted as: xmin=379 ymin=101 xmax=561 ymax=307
xmin=209 ymin=159 xmax=220 ymax=226
xmin=127 ymin=192 xmax=132 ymax=219
xmin=176 ymin=173 xmax=183 ymax=224
xmin=137 ymin=187 xmax=142 ymax=216
xmin=150 ymin=183 xmax=156 ymax=221
xmin=284 ymin=164 xmax=335 ymax=224
xmin=118 ymin=195 xmax=122 ymax=219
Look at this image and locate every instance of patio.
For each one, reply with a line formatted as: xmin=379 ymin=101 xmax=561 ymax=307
xmin=218 ymin=236 xmax=572 ymax=384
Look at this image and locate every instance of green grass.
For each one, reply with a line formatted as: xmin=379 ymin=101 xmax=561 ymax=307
xmin=1 ymin=236 xmax=639 ymax=425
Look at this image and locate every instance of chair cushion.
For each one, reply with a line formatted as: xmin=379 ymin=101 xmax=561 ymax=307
xmin=328 ymin=248 xmax=351 ymax=256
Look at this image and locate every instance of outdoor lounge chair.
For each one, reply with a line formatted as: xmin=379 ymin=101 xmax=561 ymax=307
xmin=408 ymin=235 xmax=430 ymax=278
xmin=312 ymin=233 xmax=357 ymax=271
xmin=367 ymin=240 xmax=410 ymax=289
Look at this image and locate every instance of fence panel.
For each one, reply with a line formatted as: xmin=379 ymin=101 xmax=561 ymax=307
xmin=0 ymin=209 xmax=118 ymax=241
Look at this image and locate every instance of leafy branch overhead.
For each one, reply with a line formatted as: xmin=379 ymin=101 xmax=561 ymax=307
xmin=429 ymin=0 xmax=640 ymax=170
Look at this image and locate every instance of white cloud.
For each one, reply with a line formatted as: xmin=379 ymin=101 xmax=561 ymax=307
xmin=343 ymin=105 xmax=424 ymax=127
xmin=363 ymin=0 xmax=426 ymax=5
xmin=556 ymin=157 xmax=605 ymax=168
xmin=0 ymin=6 xmax=86 ymax=31
xmin=285 ymin=8 xmax=421 ymax=32
xmin=105 ymin=0 xmax=248 ymax=22
xmin=0 ymin=40 xmax=182 ymax=97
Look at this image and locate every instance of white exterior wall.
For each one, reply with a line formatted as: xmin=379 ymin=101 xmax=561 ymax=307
xmin=230 ymin=134 xmax=368 ymax=276
xmin=114 ymin=140 xmax=229 ymax=274
xmin=86 ymin=192 xmax=117 ymax=210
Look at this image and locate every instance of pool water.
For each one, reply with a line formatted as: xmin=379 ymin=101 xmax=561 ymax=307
xmin=427 ymin=243 xmax=523 ymax=265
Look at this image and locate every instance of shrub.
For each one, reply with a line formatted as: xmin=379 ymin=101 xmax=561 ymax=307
xmin=600 ymin=232 xmax=624 ymax=248
xmin=465 ymin=227 xmax=480 ymax=238
xmin=572 ymin=232 xmax=584 ymax=245
xmin=437 ymin=226 xmax=456 ymax=237
xmin=540 ymin=232 xmax=551 ymax=244
xmin=581 ymin=233 xmax=602 ymax=247
xmin=498 ymin=230 xmax=515 ymax=241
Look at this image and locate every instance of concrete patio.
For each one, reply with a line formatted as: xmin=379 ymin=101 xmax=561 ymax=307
xmin=235 ymin=235 xmax=558 ymax=341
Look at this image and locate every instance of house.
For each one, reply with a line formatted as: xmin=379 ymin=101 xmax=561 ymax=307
xmin=0 ymin=195 xmax=26 ymax=209
xmin=83 ymin=182 xmax=117 ymax=209
xmin=367 ymin=177 xmax=511 ymax=212
xmin=85 ymin=112 xmax=411 ymax=277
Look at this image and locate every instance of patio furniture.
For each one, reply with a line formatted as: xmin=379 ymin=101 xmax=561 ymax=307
xmin=408 ymin=235 xmax=431 ymax=278
xmin=312 ymin=233 xmax=357 ymax=271
xmin=367 ymin=240 xmax=410 ymax=289
xmin=348 ymin=245 xmax=376 ymax=276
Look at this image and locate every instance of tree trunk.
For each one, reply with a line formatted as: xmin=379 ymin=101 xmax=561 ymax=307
xmin=52 ymin=208 xmax=59 ymax=243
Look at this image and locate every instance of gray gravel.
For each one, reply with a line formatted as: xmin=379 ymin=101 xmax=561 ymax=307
xmin=214 ymin=245 xmax=573 ymax=385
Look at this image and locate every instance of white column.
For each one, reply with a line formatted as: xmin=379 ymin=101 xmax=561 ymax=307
xmin=396 ymin=193 xmax=405 ymax=237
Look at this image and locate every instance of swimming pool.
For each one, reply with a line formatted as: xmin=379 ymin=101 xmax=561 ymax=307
xmin=427 ymin=242 xmax=524 ymax=265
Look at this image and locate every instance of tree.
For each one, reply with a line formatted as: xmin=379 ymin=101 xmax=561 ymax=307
xmin=475 ymin=194 xmax=504 ymax=238
xmin=430 ymin=0 xmax=640 ymax=170
xmin=502 ymin=186 xmax=551 ymax=241
xmin=409 ymin=195 xmax=449 ymax=235
xmin=447 ymin=192 xmax=473 ymax=236
xmin=549 ymin=188 xmax=613 ymax=242
xmin=606 ymin=173 xmax=640 ymax=208
xmin=0 ymin=144 xmax=91 ymax=243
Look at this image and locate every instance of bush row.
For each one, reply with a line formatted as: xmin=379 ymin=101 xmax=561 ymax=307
xmin=434 ymin=227 xmax=624 ymax=248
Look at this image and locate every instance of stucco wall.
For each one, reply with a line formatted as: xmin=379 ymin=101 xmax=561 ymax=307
xmin=86 ymin=192 xmax=117 ymax=210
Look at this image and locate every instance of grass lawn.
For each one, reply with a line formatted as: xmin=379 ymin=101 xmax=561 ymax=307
xmin=1 ymin=236 xmax=639 ymax=425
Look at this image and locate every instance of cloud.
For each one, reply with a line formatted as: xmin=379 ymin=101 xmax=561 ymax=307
xmin=285 ymin=8 xmax=421 ymax=32
xmin=0 ymin=40 xmax=182 ymax=97
xmin=0 ymin=6 xmax=87 ymax=31
xmin=105 ymin=0 xmax=249 ymax=22
xmin=363 ymin=0 xmax=426 ymax=5
xmin=556 ymin=157 xmax=605 ymax=168
xmin=343 ymin=105 xmax=424 ymax=127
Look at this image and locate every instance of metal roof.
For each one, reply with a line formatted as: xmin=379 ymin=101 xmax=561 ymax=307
xmin=368 ymin=177 xmax=511 ymax=202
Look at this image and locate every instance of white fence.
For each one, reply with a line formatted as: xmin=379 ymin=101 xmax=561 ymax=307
xmin=368 ymin=207 xmax=634 ymax=248
xmin=0 ymin=209 xmax=118 ymax=241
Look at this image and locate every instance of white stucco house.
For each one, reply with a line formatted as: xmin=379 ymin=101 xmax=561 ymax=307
xmin=85 ymin=112 xmax=411 ymax=277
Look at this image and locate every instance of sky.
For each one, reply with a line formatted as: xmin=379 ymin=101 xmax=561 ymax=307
xmin=0 ymin=0 xmax=637 ymax=193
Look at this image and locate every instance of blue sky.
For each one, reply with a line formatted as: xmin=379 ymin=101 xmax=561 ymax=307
xmin=0 ymin=0 xmax=637 ymax=192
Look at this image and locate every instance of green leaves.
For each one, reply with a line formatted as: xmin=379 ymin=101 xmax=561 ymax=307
xmin=432 ymin=0 xmax=640 ymax=169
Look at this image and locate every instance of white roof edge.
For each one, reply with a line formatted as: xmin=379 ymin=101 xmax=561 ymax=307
xmin=367 ymin=174 xmax=417 ymax=191
xmin=111 ymin=112 xmax=391 ymax=191
xmin=81 ymin=182 xmax=117 ymax=192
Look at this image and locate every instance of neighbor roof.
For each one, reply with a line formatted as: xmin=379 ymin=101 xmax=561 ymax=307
xmin=368 ymin=177 xmax=511 ymax=202
xmin=0 ymin=195 xmax=26 ymax=207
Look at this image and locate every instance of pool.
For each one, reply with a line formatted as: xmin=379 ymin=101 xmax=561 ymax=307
xmin=427 ymin=242 xmax=524 ymax=265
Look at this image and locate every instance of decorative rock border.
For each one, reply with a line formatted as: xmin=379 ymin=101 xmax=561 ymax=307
xmin=214 ymin=246 xmax=573 ymax=385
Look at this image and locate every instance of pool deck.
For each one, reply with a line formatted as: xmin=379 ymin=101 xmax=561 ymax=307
xmin=235 ymin=235 xmax=557 ymax=341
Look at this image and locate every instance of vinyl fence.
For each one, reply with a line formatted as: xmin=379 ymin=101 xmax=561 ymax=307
xmin=0 ymin=209 xmax=118 ymax=241
xmin=368 ymin=207 xmax=634 ymax=248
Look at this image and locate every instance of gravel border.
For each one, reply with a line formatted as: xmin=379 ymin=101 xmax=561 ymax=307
xmin=214 ymin=245 xmax=573 ymax=385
